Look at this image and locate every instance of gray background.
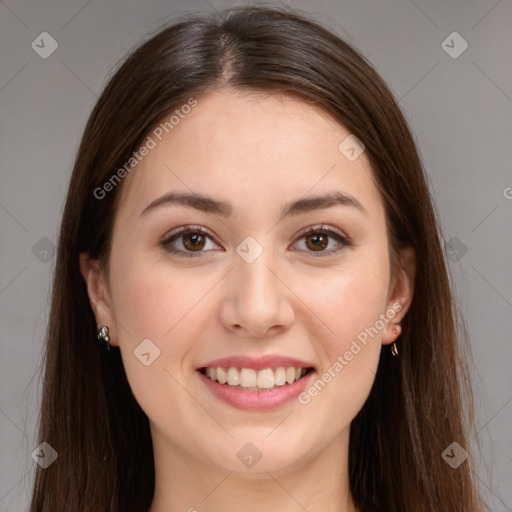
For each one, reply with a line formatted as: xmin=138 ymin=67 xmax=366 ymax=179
xmin=1 ymin=0 xmax=511 ymax=510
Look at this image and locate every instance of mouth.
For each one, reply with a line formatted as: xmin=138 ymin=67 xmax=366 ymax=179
xmin=198 ymin=365 xmax=315 ymax=392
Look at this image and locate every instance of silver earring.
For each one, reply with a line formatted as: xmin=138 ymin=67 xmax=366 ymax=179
xmin=97 ymin=325 xmax=110 ymax=350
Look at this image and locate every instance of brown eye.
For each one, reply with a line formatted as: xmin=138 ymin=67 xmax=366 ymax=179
xmin=161 ymin=226 xmax=219 ymax=257
xmin=304 ymin=232 xmax=329 ymax=251
xmin=182 ymin=232 xmax=206 ymax=251
xmin=292 ymin=225 xmax=350 ymax=257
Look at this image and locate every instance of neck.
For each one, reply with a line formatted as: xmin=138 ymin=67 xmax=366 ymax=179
xmin=148 ymin=425 xmax=358 ymax=512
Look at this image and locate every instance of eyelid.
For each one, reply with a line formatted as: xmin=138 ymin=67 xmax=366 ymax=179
xmin=295 ymin=223 xmax=348 ymax=240
xmin=163 ymin=224 xmax=216 ymax=241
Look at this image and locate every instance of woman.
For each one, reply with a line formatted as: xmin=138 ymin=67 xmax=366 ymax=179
xmin=29 ymin=5 xmax=487 ymax=511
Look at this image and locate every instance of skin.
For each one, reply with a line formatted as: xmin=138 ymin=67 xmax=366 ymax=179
xmin=80 ymin=88 xmax=415 ymax=512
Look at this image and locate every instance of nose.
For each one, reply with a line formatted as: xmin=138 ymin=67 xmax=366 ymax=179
xmin=218 ymin=249 xmax=295 ymax=338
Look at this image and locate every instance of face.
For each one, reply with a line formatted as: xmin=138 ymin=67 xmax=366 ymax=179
xmin=80 ymin=88 xmax=415 ymax=477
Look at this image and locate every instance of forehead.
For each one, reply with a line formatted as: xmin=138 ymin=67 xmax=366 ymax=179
xmin=115 ymin=88 xmax=382 ymax=223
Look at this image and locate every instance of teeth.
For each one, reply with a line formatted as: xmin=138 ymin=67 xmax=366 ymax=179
xmin=257 ymin=368 xmax=274 ymax=389
xmin=274 ymin=367 xmax=286 ymax=386
xmin=202 ymin=366 xmax=310 ymax=390
xmin=227 ymin=367 xmax=240 ymax=386
xmin=217 ymin=367 xmax=228 ymax=384
xmin=240 ymin=368 xmax=257 ymax=387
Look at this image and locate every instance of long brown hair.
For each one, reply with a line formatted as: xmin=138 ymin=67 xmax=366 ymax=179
xmin=30 ymin=5 xmax=487 ymax=511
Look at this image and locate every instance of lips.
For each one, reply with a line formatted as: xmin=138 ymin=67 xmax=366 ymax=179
xmin=197 ymin=367 xmax=316 ymax=410
xmin=196 ymin=354 xmax=316 ymax=410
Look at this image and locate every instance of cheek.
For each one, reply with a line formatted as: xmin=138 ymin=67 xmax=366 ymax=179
xmin=304 ymin=257 xmax=389 ymax=351
xmin=111 ymin=227 xmax=205 ymax=326
xmin=108 ymin=259 xmax=208 ymax=429
xmin=109 ymin=250 xmax=228 ymax=382
xmin=112 ymin=264 xmax=178 ymax=342
xmin=296 ymin=257 xmax=389 ymax=411
xmin=108 ymin=252 xmax=192 ymax=377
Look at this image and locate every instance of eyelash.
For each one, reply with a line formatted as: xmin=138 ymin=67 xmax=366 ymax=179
xmin=160 ymin=224 xmax=351 ymax=258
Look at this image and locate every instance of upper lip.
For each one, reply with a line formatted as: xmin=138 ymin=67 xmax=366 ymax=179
xmin=197 ymin=355 xmax=315 ymax=371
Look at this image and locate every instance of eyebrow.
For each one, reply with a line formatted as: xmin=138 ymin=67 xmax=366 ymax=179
xmin=139 ymin=190 xmax=368 ymax=219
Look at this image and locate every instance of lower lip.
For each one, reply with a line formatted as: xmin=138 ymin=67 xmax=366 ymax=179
xmin=197 ymin=369 xmax=316 ymax=410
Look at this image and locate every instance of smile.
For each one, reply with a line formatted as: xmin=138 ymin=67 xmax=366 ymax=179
xmin=197 ymin=365 xmax=316 ymax=410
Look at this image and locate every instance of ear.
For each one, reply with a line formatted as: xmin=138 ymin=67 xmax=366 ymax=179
xmin=79 ymin=251 xmax=118 ymax=346
xmin=382 ymin=245 xmax=416 ymax=346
